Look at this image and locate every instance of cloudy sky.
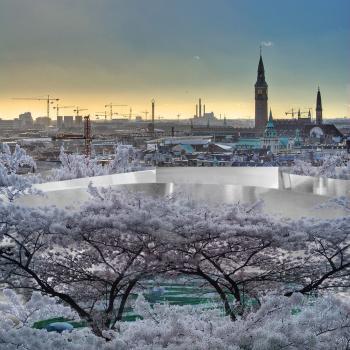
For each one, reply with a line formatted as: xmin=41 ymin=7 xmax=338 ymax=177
xmin=0 ymin=0 xmax=349 ymax=119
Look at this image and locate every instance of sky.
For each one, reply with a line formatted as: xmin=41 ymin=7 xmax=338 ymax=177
xmin=0 ymin=0 xmax=349 ymax=120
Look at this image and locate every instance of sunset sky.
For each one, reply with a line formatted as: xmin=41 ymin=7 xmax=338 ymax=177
xmin=0 ymin=0 xmax=349 ymax=120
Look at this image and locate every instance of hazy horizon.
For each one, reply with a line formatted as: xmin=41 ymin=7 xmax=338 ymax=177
xmin=0 ymin=0 xmax=349 ymax=120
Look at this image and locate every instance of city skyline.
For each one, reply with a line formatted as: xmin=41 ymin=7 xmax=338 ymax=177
xmin=0 ymin=0 xmax=349 ymax=120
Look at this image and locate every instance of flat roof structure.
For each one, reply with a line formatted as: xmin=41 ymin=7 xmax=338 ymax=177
xmin=14 ymin=167 xmax=349 ymax=220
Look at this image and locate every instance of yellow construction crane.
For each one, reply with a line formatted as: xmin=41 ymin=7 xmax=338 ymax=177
xmin=74 ymin=107 xmax=88 ymax=117
xmin=53 ymin=105 xmax=74 ymax=118
xmin=120 ymin=107 xmax=135 ymax=120
xmin=104 ymin=103 xmax=127 ymax=120
xmin=285 ymin=108 xmax=312 ymax=119
xmin=141 ymin=110 xmax=149 ymax=120
xmin=12 ymin=95 xmax=59 ymax=119
xmin=95 ymin=111 xmax=108 ymax=120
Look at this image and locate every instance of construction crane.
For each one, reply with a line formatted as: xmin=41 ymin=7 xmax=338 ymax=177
xmin=285 ymin=108 xmax=312 ymax=119
xmin=52 ymin=115 xmax=92 ymax=157
xmin=53 ymin=105 xmax=74 ymax=118
xmin=298 ymin=108 xmax=313 ymax=119
xmin=12 ymin=95 xmax=59 ymax=119
xmin=84 ymin=115 xmax=92 ymax=157
xmin=95 ymin=111 xmax=108 ymax=120
xmin=74 ymin=107 xmax=88 ymax=117
xmin=141 ymin=111 xmax=149 ymax=120
xmin=120 ymin=107 xmax=135 ymax=120
xmin=285 ymin=108 xmax=297 ymax=118
xmin=104 ymin=103 xmax=127 ymax=120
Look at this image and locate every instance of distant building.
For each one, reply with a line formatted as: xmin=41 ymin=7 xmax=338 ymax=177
xmin=261 ymin=110 xmax=279 ymax=153
xmin=18 ymin=112 xmax=33 ymax=129
xmin=260 ymin=110 xmax=292 ymax=153
xmin=75 ymin=115 xmax=83 ymax=126
xmin=35 ymin=117 xmax=51 ymax=128
xmin=255 ymin=54 xmax=268 ymax=132
xmin=0 ymin=119 xmax=15 ymax=130
xmin=252 ymin=54 xmax=342 ymax=144
xmin=63 ymin=115 xmax=74 ymax=128
xmin=316 ymin=87 xmax=323 ymax=125
xmin=57 ymin=116 xmax=63 ymax=129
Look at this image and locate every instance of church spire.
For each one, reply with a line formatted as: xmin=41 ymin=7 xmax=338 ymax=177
xmin=316 ymin=86 xmax=323 ymax=124
xmin=256 ymin=54 xmax=267 ymax=85
xmin=269 ymin=108 xmax=273 ymax=121
xmin=255 ymin=50 xmax=268 ymax=132
xmin=316 ymin=87 xmax=322 ymax=110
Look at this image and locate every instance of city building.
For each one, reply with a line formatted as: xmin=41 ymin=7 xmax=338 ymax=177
xmin=316 ymin=87 xmax=323 ymax=124
xmin=75 ymin=115 xmax=83 ymax=126
xmin=57 ymin=116 xmax=63 ymax=129
xmin=18 ymin=112 xmax=34 ymax=129
xmin=63 ymin=115 xmax=74 ymax=128
xmin=255 ymin=54 xmax=268 ymax=132
xmin=254 ymin=54 xmax=342 ymax=144
xmin=35 ymin=117 xmax=51 ymax=128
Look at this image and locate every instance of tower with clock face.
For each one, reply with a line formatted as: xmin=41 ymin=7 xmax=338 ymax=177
xmin=255 ymin=54 xmax=268 ymax=132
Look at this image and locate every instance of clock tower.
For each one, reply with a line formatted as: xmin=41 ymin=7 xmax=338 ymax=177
xmin=255 ymin=53 xmax=268 ymax=132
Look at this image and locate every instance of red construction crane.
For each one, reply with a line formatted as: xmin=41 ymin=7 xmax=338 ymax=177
xmin=84 ymin=115 xmax=92 ymax=157
xmin=52 ymin=115 xmax=92 ymax=157
xmin=12 ymin=95 xmax=59 ymax=119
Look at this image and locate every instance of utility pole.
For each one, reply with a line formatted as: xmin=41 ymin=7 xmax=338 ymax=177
xmin=142 ymin=111 xmax=149 ymax=120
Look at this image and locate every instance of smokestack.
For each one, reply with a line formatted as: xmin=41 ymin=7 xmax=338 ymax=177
xmin=151 ymin=99 xmax=155 ymax=123
xmin=203 ymin=104 xmax=206 ymax=116
xmin=196 ymin=104 xmax=198 ymax=118
xmin=199 ymin=98 xmax=202 ymax=117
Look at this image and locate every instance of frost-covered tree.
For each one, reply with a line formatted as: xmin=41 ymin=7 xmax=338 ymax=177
xmin=0 ymin=289 xmax=76 ymax=327
xmin=48 ymin=147 xmax=108 ymax=181
xmin=49 ymin=145 xmax=143 ymax=181
xmin=0 ymin=188 xmax=170 ymax=337
xmin=107 ymin=143 xmax=142 ymax=173
xmin=0 ymin=292 xmax=349 ymax=350
xmin=0 ymin=188 xmax=349 ymax=337
xmin=166 ymin=200 xmax=298 ymax=319
xmin=0 ymin=164 xmax=35 ymax=201
xmin=290 ymin=152 xmax=350 ymax=179
xmin=0 ymin=144 xmax=38 ymax=201
xmin=282 ymin=215 xmax=350 ymax=296
xmin=0 ymin=143 xmax=36 ymax=174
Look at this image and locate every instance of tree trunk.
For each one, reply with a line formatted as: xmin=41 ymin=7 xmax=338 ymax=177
xmin=196 ymin=268 xmax=236 ymax=321
xmin=114 ymin=279 xmax=138 ymax=323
